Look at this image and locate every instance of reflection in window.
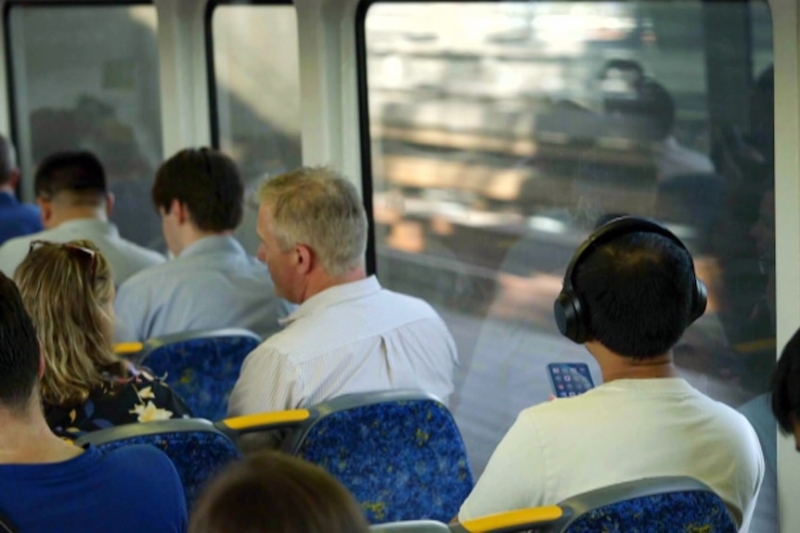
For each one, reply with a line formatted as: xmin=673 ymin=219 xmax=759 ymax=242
xmin=363 ymin=0 xmax=774 ymax=483
xmin=7 ymin=6 xmax=163 ymax=250
xmin=211 ymin=4 xmax=301 ymax=254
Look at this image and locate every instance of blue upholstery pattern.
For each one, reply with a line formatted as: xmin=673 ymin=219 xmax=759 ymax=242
xmin=143 ymin=336 xmax=260 ymax=420
xmin=93 ymin=430 xmax=242 ymax=510
xmin=295 ymin=400 xmax=474 ymax=524
xmin=565 ymin=490 xmax=738 ymax=533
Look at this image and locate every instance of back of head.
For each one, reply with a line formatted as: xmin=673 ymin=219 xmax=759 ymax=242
xmin=771 ymin=326 xmax=800 ymax=433
xmin=34 ymin=151 xmax=107 ymax=206
xmin=0 ymin=134 xmax=17 ymax=186
xmin=573 ymin=229 xmax=695 ymax=357
xmin=0 ymin=271 xmax=40 ymax=412
xmin=258 ymin=166 xmax=368 ymax=277
xmin=189 ymin=452 xmax=370 ymax=533
xmin=152 ymin=148 xmax=244 ymax=232
xmin=14 ymin=239 xmax=121 ymax=407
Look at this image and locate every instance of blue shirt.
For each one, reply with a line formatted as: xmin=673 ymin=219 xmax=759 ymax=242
xmin=0 ymin=191 xmax=42 ymax=245
xmin=115 ymin=235 xmax=292 ymax=341
xmin=0 ymin=444 xmax=187 ymax=532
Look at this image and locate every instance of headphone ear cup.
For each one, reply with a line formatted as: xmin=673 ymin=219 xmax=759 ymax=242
xmin=554 ymin=289 xmax=587 ymax=344
xmin=690 ymin=277 xmax=708 ymax=324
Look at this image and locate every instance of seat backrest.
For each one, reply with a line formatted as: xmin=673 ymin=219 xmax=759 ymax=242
xmin=141 ymin=329 xmax=261 ymax=420
xmin=75 ymin=419 xmax=242 ymax=510
xmin=559 ymin=476 xmax=738 ymax=533
xmin=371 ymin=520 xmax=450 ymax=533
xmin=288 ymin=390 xmax=474 ymax=524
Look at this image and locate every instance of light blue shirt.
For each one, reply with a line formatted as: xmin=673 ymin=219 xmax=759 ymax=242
xmin=115 ymin=235 xmax=291 ymax=341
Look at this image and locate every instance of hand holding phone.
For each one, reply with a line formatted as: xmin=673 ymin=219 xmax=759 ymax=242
xmin=548 ymin=363 xmax=595 ymax=398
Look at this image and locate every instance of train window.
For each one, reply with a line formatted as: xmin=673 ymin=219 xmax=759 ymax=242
xmin=5 ymin=4 xmax=163 ymax=250
xmin=208 ymin=1 xmax=301 ymax=254
xmin=360 ymin=0 xmax=775 ymax=487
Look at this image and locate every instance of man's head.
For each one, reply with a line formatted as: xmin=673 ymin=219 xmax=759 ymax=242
xmin=0 ymin=271 xmax=41 ymax=415
xmin=554 ymin=217 xmax=705 ymax=358
xmin=34 ymin=151 xmax=112 ymax=229
xmin=771 ymin=327 xmax=800 ymax=450
xmin=256 ymin=166 xmax=368 ymax=304
xmin=0 ymin=135 xmax=19 ymax=191
xmin=152 ymin=148 xmax=244 ymax=256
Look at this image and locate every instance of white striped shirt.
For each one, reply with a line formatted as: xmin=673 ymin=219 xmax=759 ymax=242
xmin=227 ymin=276 xmax=458 ymax=415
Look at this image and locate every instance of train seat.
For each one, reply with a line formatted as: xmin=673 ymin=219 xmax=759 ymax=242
xmin=218 ymin=390 xmax=474 ymax=524
xmin=74 ymin=418 xmax=242 ymax=511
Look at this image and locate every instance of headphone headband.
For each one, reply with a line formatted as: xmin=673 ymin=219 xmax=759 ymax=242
xmin=554 ymin=216 xmax=707 ymax=343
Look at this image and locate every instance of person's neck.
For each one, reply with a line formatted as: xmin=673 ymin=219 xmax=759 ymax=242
xmin=174 ymin=229 xmax=231 ymax=257
xmin=0 ymin=404 xmax=82 ymax=465
xmin=587 ymin=340 xmax=679 ymax=383
xmin=49 ymin=208 xmax=107 ymax=228
xmin=0 ymin=184 xmax=14 ymax=195
xmin=300 ymin=266 xmax=367 ymax=303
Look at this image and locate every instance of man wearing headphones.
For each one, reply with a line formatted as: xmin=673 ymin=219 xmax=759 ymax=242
xmin=457 ymin=217 xmax=764 ymax=532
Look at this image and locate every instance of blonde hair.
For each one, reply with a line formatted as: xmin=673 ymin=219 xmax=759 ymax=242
xmin=258 ymin=167 xmax=368 ymax=277
xmin=14 ymin=239 xmax=124 ymax=407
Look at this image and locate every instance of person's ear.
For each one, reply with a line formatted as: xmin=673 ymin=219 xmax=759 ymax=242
xmin=7 ymin=169 xmax=20 ymax=190
xmin=295 ymin=244 xmax=313 ymax=275
xmin=105 ymin=192 xmax=115 ymax=217
xmin=37 ymin=198 xmax=53 ymax=227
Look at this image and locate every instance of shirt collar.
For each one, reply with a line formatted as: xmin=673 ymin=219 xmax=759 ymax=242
xmin=279 ymin=275 xmax=382 ymax=326
xmin=178 ymin=235 xmax=245 ymax=259
xmin=56 ymin=218 xmax=119 ymax=237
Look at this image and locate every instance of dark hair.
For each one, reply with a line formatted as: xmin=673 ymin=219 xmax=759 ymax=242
xmin=0 ymin=134 xmax=16 ymax=186
xmin=0 ymin=271 xmax=40 ymax=411
xmin=771 ymin=327 xmax=800 ymax=433
xmin=638 ymin=80 xmax=675 ymax=140
xmin=34 ymin=151 xmax=107 ymax=201
xmin=189 ymin=452 xmax=370 ymax=533
xmin=152 ymin=148 xmax=243 ymax=232
xmin=573 ymin=231 xmax=694 ymax=357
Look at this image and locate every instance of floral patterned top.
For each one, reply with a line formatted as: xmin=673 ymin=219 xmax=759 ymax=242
xmin=45 ymin=363 xmax=192 ymax=439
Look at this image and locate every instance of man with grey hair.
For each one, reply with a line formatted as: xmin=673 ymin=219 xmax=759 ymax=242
xmin=227 ymin=166 xmax=458 ymax=415
xmin=0 ymin=134 xmax=42 ymax=244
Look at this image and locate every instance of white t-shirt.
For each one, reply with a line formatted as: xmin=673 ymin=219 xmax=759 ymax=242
xmin=459 ymin=378 xmax=764 ymax=532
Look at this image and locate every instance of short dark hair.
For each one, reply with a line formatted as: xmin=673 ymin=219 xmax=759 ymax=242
xmin=638 ymin=80 xmax=675 ymax=140
xmin=152 ymin=148 xmax=243 ymax=232
xmin=0 ymin=134 xmax=17 ymax=186
xmin=0 ymin=271 xmax=40 ymax=411
xmin=34 ymin=151 xmax=107 ymax=201
xmin=189 ymin=452 xmax=370 ymax=533
xmin=771 ymin=327 xmax=800 ymax=433
xmin=573 ymin=231 xmax=694 ymax=357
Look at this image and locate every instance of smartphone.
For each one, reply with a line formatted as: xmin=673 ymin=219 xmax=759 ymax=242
xmin=548 ymin=363 xmax=595 ymax=398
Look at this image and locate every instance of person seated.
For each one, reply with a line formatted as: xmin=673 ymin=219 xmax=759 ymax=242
xmin=457 ymin=216 xmax=763 ymax=532
xmin=115 ymin=147 xmax=291 ymax=341
xmin=0 ymin=271 xmax=187 ymax=532
xmin=0 ymin=134 xmax=42 ymax=244
xmin=600 ymin=59 xmax=714 ymax=181
xmin=189 ymin=451 xmax=369 ymax=533
xmin=0 ymin=150 xmax=164 ymax=283
xmin=770 ymin=326 xmax=800 ymax=446
xmin=228 ymin=166 xmax=458 ymax=416
xmin=14 ymin=239 xmax=191 ymax=436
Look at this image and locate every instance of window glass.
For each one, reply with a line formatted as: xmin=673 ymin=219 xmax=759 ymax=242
xmin=7 ymin=5 xmax=163 ymax=249
xmin=211 ymin=3 xmax=301 ymax=254
xmin=363 ymin=0 xmax=774 ymax=487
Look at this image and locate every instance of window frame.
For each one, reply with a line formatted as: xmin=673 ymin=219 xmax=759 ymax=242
xmin=2 ymin=0 xmax=155 ymax=200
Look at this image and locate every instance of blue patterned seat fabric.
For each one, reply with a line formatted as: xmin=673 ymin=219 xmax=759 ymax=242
xmin=295 ymin=400 xmax=474 ymax=524
xmin=144 ymin=336 xmax=260 ymax=420
xmin=565 ymin=490 xmax=738 ymax=533
xmin=94 ymin=431 xmax=242 ymax=510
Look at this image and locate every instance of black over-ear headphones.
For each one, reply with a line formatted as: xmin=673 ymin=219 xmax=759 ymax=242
xmin=553 ymin=216 xmax=707 ymax=344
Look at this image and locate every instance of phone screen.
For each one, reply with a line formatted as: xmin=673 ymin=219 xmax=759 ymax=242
xmin=548 ymin=363 xmax=595 ymax=398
